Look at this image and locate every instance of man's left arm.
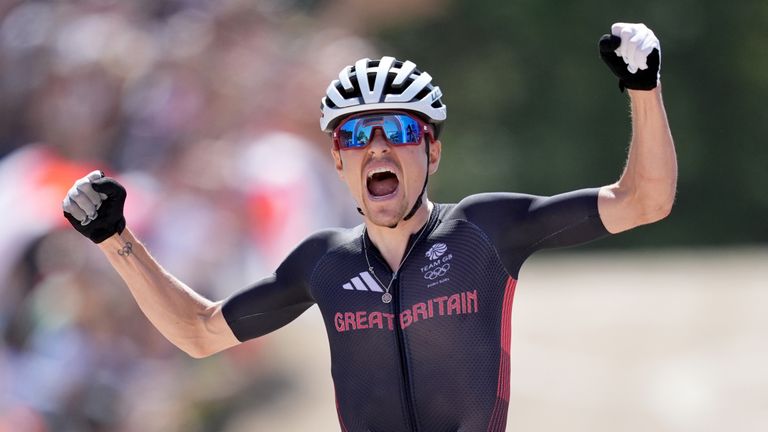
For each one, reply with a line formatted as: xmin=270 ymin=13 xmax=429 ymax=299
xmin=597 ymin=23 xmax=678 ymax=234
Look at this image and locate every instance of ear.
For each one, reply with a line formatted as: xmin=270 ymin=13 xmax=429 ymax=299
xmin=428 ymin=139 xmax=442 ymax=175
xmin=331 ymin=146 xmax=345 ymax=179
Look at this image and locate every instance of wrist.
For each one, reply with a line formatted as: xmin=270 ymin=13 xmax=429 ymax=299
xmin=97 ymin=228 xmax=135 ymax=255
xmin=627 ymin=83 xmax=662 ymax=99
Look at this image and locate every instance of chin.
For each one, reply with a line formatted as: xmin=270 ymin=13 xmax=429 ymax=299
xmin=364 ymin=201 xmax=408 ymax=228
xmin=367 ymin=212 xmax=402 ymax=229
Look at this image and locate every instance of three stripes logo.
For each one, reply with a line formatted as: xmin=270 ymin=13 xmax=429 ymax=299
xmin=342 ymin=271 xmax=383 ymax=292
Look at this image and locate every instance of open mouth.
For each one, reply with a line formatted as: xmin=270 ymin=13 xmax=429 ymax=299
xmin=366 ymin=168 xmax=400 ymax=198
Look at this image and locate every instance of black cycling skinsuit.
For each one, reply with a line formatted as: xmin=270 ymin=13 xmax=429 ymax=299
xmin=223 ymin=189 xmax=610 ymax=432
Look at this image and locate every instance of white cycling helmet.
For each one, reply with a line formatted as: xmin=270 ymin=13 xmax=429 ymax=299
xmin=320 ymin=56 xmax=447 ymax=135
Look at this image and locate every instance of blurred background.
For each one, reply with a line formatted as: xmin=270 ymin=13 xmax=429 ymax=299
xmin=0 ymin=0 xmax=766 ymax=431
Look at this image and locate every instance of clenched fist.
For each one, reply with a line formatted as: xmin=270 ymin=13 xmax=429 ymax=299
xmin=62 ymin=170 xmax=126 ymax=243
xmin=599 ymin=22 xmax=661 ymax=92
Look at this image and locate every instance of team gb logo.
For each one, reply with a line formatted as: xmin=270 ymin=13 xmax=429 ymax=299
xmin=426 ymin=243 xmax=448 ymax=260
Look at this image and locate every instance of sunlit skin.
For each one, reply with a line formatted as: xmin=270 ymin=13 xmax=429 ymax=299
xmin=331 ymin=123 xmax=442 ymax=271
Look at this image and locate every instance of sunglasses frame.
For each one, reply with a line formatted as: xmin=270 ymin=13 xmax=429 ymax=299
xmin=332 ymin=110 xmax=434 ymax=150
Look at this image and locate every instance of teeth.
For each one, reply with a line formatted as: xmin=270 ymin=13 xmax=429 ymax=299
xmin=367 ymin=167 xmax=394 ymax=179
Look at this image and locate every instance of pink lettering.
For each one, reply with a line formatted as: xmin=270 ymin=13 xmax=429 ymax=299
xmin=369 ymin=312 xmax=383 ymax=330
xmin=383 ymin=313 xmax=395 ymax=330
xmin=332 ymin=290 xmax=480 ymax=333
xmin=400 ymin=310 xmax=413 ymax=329
xmin=356 ymin=311 xmax=368 ymax=329
xmin=434 ymin=296 xmax=449 ymax=315
xmin=413 ymin=302 xmax=428 ymax=322
xmin=447 ymin=294 xmax=461 ymax=315
xmin=334 ymin=313 xmax=345 ymax=332
xmin=344 ymin=312 xmax=356 ymax=331
xmin=467 ymin=290 xmax=478 ymax=313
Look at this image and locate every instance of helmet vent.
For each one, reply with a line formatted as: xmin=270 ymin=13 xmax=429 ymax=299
xmin=319 ymin=56 xmax=447 ymax=132
xmin=366 ymin=72 xmax=376 ymax=94
xmin=337 ymin=75 xmax=363 ymax=100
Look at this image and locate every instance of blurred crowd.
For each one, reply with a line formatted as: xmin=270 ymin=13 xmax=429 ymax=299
xmin=0 ymin=0 xmax=445 ymax=430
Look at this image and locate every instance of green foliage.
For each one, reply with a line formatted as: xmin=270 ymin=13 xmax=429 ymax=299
xmin=377 ymin=0 xmax=768 ymax=247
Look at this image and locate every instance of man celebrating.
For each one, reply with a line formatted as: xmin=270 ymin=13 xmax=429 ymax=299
xmin=62 ymin=23 xmax=676 ymax=432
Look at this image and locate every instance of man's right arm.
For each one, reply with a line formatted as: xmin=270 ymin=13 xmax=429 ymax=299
xmin=63 ymin=171 xmax=323 ymax=358
xmin=98 ymin=229 xmax=240 ymax=358
xmin=98 ymin=225 xmax=326 ymax=358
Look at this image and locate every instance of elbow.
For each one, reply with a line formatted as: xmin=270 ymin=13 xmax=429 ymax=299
xmin=180 ymin=340 xmax=217 ymax=359
xmin=185 ymin=349 xmax=212 ymax=360
xmin=644 ymin=207 xmax=671 ymax=225
xmin=657 ymin=201 xmax=674 ymax=221
xmin=180 ymin=307 xmax=235 ymax=359
xmin=638 ymin=198 xmax=674 ymax=225
xmin=182 ymin=343 xmax=209 ymax=359
xmin=176 ymin=321 xmax=221 ymax=359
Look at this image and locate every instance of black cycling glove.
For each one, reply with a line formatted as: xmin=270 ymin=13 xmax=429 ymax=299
xmin=63 ymin=173 xmax=127 ymax=244
xmin=599 ymin=32 xmax=660 ymax=92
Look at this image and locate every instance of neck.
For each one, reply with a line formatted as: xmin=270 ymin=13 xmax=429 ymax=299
xmin=365 ymin=200 xmax=434 ymax=272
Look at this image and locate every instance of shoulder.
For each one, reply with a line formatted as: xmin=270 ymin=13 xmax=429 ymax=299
xmin=291 ymin=225 xmax=363 ymax=260
xmin=272 ymin=226 xmax=362 ymax=284
xmin=450 ymin=189 xmax=602 ymax=218
xmin=457 ymin=192 xmax=539 ymax=208
xmin=293 ymin=226 xmax=362 ymax=257
xmin=444 ymin=192 xmax=541 ymax=222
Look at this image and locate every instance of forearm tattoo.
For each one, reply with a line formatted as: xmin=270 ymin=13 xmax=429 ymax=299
xmin=117 ymin=241 xmax=133 ymax=257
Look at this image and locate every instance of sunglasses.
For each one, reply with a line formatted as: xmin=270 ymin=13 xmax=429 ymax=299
xmin=333 ymin=111 xmax=433 ymax=150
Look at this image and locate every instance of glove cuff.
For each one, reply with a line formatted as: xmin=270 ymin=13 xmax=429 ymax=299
xmin=620 ymin=78 xmax=658 ymax=92
xmin=91 ymin=217 xmax=126 ymax=244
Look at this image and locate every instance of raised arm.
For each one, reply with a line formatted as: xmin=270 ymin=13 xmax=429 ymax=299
xmin=596 ymin=23 xmax=677 ymax=233
xmin=98 ymin=228 xmax=239 ymax=358
xmin=63 ymin=171 xmax=320 ymax=359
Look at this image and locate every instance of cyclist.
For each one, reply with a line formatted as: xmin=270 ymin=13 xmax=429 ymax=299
xmin=62 ymin=23 xmax=675 ymax=432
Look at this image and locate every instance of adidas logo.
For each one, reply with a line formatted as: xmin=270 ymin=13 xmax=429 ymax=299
xmin=342 ymin=271 xmax=383 ymax=292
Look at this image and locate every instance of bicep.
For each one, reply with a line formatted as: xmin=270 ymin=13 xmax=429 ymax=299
xmin=520 ymin=188 xmax=610 ymax=250
xmin=192 ymin=285 xmax=311 ymax=357
xmin=460 ymin=189 xmax=610 ymax=270
xmin=222 ymin=274 xmax=315 ymax=342
xmin=220 ymin=230 xmax=332 ymax=342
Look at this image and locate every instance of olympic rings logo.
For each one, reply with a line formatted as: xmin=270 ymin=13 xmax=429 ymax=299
xmin=423 ymin=263 xmax=450 ymax=280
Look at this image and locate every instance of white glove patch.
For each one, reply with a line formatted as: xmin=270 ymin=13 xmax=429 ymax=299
xmin=611 ymin=22 xmax=660 ymax=74
xmin=62 ymin=170 xmax=107 ymax=225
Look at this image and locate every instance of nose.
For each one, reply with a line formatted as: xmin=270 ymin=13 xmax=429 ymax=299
xmin=367 ymin=127 xmax=390 ymax=155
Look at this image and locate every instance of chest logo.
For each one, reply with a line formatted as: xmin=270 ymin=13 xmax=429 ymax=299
xmin=425 ymin=242 xmax=448 ymax=260
xmin=421 ymin=243 xmax=453 ymax=287
xmin=424 ymin=263 xmax=450 ymax=280
xmin=342 ymin=271 xmax=383 ymax=292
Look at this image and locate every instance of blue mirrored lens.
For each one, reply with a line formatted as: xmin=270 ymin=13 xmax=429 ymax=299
xmin=338 ymin=114 xmax=421 ymax=148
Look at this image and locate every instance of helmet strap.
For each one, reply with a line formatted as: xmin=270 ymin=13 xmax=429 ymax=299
xmin=401 ymin=135 xmax=430 ymax=223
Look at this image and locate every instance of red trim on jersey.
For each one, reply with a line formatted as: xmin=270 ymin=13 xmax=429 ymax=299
xmin=487 ymin=276 xmax=517 ymax=432
xmin=334 ymin=384 xmax=349 ymax=432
